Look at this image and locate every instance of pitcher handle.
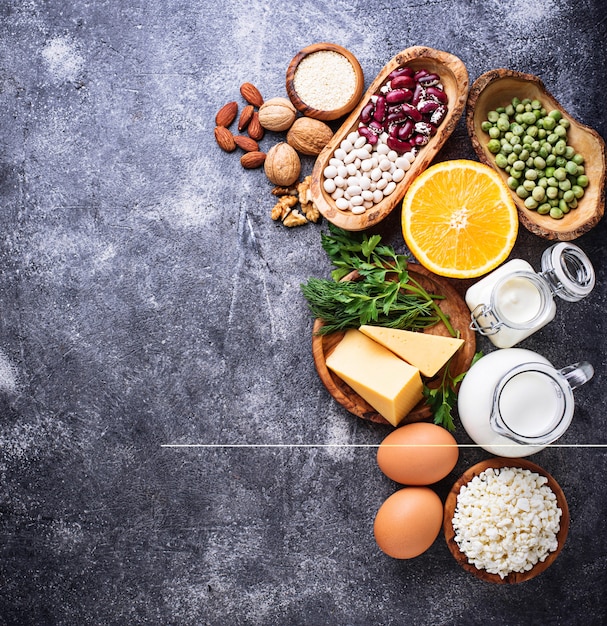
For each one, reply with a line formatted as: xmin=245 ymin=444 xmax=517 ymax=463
xmin=559 ymin=361 xmax=594 ymax=390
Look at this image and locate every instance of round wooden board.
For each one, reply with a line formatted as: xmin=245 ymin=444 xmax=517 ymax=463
xmin=311 ymin=263 xmax=476 ymax=426
xmin=443 ymin=457 xmax=570 ymax=584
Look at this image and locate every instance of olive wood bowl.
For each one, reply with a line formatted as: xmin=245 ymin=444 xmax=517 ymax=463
xmin=467 ymin=69 xmax=606 ymax=241
xmin=312 ymin=263 xmax=476 ymax=426
xmin=310 ymin=46 xmax=468 ymax=231
xmin=286 ymin=43 xmax=365 ymax=121
xmin=444 ymin=457 xmax=570 ymax=584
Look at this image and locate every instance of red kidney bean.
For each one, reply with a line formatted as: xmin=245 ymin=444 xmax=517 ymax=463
xmin=390 ymin=74 xmax=415 ymax=90
xmin=414 ymin=121 xmax=437 ymax=137
xmin=430 ymin=105 xmax=448 ymax=125
xmin=386 ymin=109 xmax=408 ymax=124
xmin=357 ymin=125 xmax=378 ymax=144
xmin=360 ymin=101 xmax=375 ymax=123
xmin=412 ymin=133 xmax=430 ymax=146
xmin=427 ymin=86 xmax=448 ymax=103
xmin=398 ymin=119 xmax=415 ymax=139
xmin=385 ymin=89 xmax=412 ymax=104
xmin=417 ymin=73 xmax=440 ymax=86
xmin=387 ymin=136 xmax=413 ymax=152
xmin=400 ymin=102 xmax=422 ymax=122
xmin=411 ymin=82 xmax=425 ymax=106
xmin=388 ymin=67 xmax=415 ymax=80
xmin=373 ymin=96 xmax=386 ymax=122
xmin=414 ymin=69 xmax=429 ymax=80
xmin=417 ymin=100 xmax=441 ymax=115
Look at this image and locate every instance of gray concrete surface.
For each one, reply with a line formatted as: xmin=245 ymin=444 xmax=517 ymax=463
xmin=1 ymin=1 xmax=606 ymax=624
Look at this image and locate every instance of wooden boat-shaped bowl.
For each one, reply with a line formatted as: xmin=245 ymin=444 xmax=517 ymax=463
xmin=310 ymin=46 xmax=469 ymax=231
xmin=312 ymin=264 xmax=476 ymax=426
xmin=444 ymin=457 xmax=569 ymax=584
xmin=467 ymin=69 xmax=606 ymax=241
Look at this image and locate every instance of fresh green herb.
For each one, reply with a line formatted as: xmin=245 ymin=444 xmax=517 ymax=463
xmin=301 ymin=225 xmax=456 ymax=337
xmin=424 ymin=351 xmax=483 ymax=432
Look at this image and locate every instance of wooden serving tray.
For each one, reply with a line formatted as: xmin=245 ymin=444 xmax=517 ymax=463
xmin=467 ymin=69 xmax=605 ymax=241
xmin=443 ymin=457 xmax=570 ymax=584
xmin=312 ymin=264 xmax=476 ymax=426
xmin=310 ymin=46 xmax=469 ymax=231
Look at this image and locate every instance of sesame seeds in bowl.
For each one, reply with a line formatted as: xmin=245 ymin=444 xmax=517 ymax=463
xmin=286 ymin=43 xmax=364 ymax=121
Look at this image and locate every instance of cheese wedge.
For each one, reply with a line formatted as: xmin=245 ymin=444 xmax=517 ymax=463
xmin=325 ymin=329 xmax=423 ymax=426
xmin=358 ymin=325 xmax=464 ymax=378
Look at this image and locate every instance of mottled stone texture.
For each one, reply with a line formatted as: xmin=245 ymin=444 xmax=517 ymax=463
xmin=0 ymin=1 xmax=606 ymax=624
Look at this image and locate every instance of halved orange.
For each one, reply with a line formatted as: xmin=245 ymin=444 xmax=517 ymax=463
xmin=401 ymin=160 xmax=519 ymax=278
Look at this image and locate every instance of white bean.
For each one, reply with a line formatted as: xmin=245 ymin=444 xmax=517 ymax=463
xmin=383 ymin=181 xmax=397 ymax=196
xmin=351 ymin=205 xmax=366 ymax=215
xmin=350 ymin=195 xmax=364 ymax=206
xmin=346 ymin=162 xmax=358 ymax=176
xmin=335 ymin=197 xmax=350 ymax=211
xmin=372 ymin=189 xmax=384 ymax=203
xmin=360 ymin=158 xmax=374 ymax=172
xmin=359 ymin=176 xmax=371 ymax=190
xmin=354 ymin=135 xmax=367 ymax=149
xmin=324 ymin=165 xmax=338 ymax=179
xmin=334 ymin=148 xmax=347 ymax=161
xmin=323 ymin=178 xmax=337 ymax=193
xmin=347 ymin=185 xmax=362 ymax=196
xmin=370 ymin=167 xmax=382 ymax=182
xmin=392 ymin=168 xmax=405 ymax=183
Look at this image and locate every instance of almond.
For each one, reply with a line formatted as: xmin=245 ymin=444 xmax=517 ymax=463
xmin=238 ymin=104 xmax=255 ymax=132
xmin=240 ymin=151 xmax=267 ymax=169
xmin=247 ymin=112 xmax=265 ymax=141
xmin=240 ymin=82 xmax=264 ymax=107
xmin=234 ymin=135 xmax=259 ymax=152
xmin=215 ymin=101 xmax=238 ymax=127
xmin=214 ymin=126 xmax=236 ymax=152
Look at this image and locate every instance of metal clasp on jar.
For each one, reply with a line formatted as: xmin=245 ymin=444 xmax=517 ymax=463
xmin=469 ymin=304 xmax=503 ymax=336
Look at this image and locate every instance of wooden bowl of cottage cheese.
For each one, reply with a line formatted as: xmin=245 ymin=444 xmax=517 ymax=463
xmin=443 ymin=457 xmax=569 ymax=584
xmin=286 ymin=43 xmax=364 ymax=121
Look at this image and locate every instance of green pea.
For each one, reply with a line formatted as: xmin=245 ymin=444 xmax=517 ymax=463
xmin=512 ymin=159 xmax=526 ymax=171
xmin=545 ymin=166 xmax=555 ymax=178
xmin=547 ymin=133 xmax=559 ymax=145
xmin=524 ymin=168 xmax=538 ymax=180
xmin=571 ymin=185 xmax=585 ymax=199
xmin=487 ymin=111 xmax=499 ymax=123
xmin=533 ymin=156 xmax=546 ymax=170
xmin=489 ymin=126 xmax=501 ymax=139
xmin=512 ymin=97 xmax=521 ymax=106
xmin=507 ymin=152 xmax=518 ymax=165
xmin=523 ymin=179 xmax=536 ymax=191
xmin=487 ymin=139 xmax=501 ymax=154
xmin=558 ymin=178 xmax=572 ymax=191
xmin=554 ymin=140 xmax=567 ymax=155
xmin=565 ymin=160 xmax=579 ymax=176
xmin=532 ymin=186 xmax=546 ymax=202
xmin=554 ymin=167 xmax=567 ymax=181
xmin=524 ymin=196 xmax=539 ymax=210
xmin=537 ymin=203 xmax=551 ymax=215
xmin=497 ymin=117 xmax=510 ymax=132
xmin=496 ymin=106 xmax=506 ymax=114
xmin=567 ymin=197 xmax=578 ymax=209
xmin=563 ymin=189 xmax=575 ymax=203
xmin=550 ymin=207 xmax=564 ymax=219
xmin=547 ymin=176 xmax=559 ymax=187
xmin=505 ymin=104 xmax=515 ymax=116
xmin=577 ymin=174 xmax=590 ymax=189
xmin=521 ymin=111 xmax=536 ymax=125
xmin=546 ymin=186 xmax=559 ymax=200
xmin=507 ymin=176 xmax=519 ymax=190
xmin=548 ymin=109 xmax=562 ymax=121
xmin=554 ymin=125 xmax=567 ymax=138
xmin=510 ymin=135 xmax=521 ymax=146
xmin=510 ymin=168 xmax=523 ymax=179
xmin=573 ymin=153 xmax=584 ymax=165
xmin=516 ymin=185 xmax=530 ymax=199
xmin=481 ymin=121 xmax=492 ymax=132
xmin=495 ymin=153 xmax=508 ymax=169
xmin=559 ymin=199 xmax=570 ymax=213
xmin=538 ymin=146 xmax=550 ymax=159
xmin=516 ymin=103 xmax=525 ymax=113
xmin=542 ymin=116 xmax=556 ymax=131
xmin=555 ymin=157 xmax=567 ymax=168
xmin=537 ymin=128 xmax=547 ymax=139
xmin=564 ymin=146 xmax=575 ymax=159
xmin=501 ymin=142 xmax=513 ymax=154
xmin=559 ymin=118 xmax=570 ymax=129
xmin=538 ymin=177 xmax=548 ymax=188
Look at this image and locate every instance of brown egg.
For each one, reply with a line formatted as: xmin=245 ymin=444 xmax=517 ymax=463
xmin=377 ymin=422 xmax=459 ymax=485
xmin=373 ymin=487 xmax=443 ymax=559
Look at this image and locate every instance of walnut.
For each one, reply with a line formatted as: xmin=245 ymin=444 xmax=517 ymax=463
xmin=271 ymin=195 xmax=298 ymax=221
xmin=283 ymin=209 xmax=308 ymax=228
xmin=271 ymin=185 xmax=298 ymax=196
xmin=297 ymin=176 xmax=320 ymax=223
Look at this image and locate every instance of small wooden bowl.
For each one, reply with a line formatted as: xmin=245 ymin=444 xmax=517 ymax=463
xmin=444 ymin=457 xmax=570 ymax=584
xmin=312 ymin=264 xmax=476 ymax=426
xmin=309 ymin=46 xmax=468 ymax=231
xmin=286 ymin=43 xmax=364 ymax=121
xmin=467 ymin=69 xmax=606 ymax=241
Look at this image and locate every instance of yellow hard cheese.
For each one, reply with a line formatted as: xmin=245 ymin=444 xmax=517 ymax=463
xmin=325 ymin=329 xmax=423 ymax=426
xmin=359 ymin=325 xmax=464 ymax=378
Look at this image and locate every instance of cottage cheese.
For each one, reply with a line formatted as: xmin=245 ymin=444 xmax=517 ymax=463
xmin=452 ymin=466 xmax=562 ymax=579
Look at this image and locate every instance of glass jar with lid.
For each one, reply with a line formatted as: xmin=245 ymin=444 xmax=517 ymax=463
xmin=465 ymin=242 xmax=595 ymax=348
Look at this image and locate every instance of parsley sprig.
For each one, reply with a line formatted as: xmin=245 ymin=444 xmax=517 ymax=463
xmin=301 ymin=225 xmax=456 ymax=336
